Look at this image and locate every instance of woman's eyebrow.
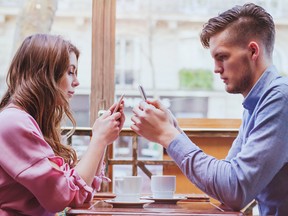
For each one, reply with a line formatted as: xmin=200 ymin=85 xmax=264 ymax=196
xmin=69 ymin=64 xmax=76 ymax=69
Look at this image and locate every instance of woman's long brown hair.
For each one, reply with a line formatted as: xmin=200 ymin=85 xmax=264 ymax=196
xmin=0 ymin=34 xmax=79 ymax=167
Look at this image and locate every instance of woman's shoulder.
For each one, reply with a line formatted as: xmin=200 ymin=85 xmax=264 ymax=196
xmin=0 ymin=107 xmax=41 ymax=134
xmin=1 ymin=105 xmax=28 ymax=116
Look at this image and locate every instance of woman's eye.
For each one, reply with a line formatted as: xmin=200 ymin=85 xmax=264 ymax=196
xmin=68 ymin=68 xmax=77 ymax=75
xmin=68 ymin=65 xmax=77 ymax=76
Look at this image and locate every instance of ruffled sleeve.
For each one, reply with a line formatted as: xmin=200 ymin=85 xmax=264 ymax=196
xmin=18 ymin=156 xmax=111 ymax=212
xmin=0 ymin=107 xmax=110 ymax=213
xmin=92 ymin=162 xmax=111 ymax=192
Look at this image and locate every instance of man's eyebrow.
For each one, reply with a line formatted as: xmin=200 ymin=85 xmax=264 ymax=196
xmin=213 ymin=51 xmax=227 ymax=58
xmin=212 ymin=52 xmax=220 ymax=59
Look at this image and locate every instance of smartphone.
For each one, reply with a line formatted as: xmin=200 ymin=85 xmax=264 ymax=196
xmin=138 ymin=85 xmax=147 ymax=101
xmin=112 ymin=94 xmax=125 ymax=114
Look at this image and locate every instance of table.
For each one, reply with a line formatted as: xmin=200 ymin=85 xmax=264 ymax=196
xmin=66 ymin=193 xmax=244 ymax=216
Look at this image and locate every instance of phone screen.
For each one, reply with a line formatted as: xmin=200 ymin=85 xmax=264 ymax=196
xmin=138 ymin=85 xmax=147 ymax=101
xmin=112 ymin=94 xmax=125 ymax=113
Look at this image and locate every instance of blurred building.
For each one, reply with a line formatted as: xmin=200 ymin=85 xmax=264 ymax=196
xmin=1 ymin=0 xmax=288 ymax=127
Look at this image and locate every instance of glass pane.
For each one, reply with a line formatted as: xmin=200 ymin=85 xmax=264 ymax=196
xmin=1 ymin=0 xmax=288 ymax=126
xmin=0 ymin=0 xmax=93 ymax=159
xmin=115 ymin=0 xmax=288 ymax=123
xmin=114 ymin=0 xmax=288 ymax=179
xmin=1 ymin=0 xmax=288 ymax=178
xmin=0 ymin=0 xmax=92 ymax=127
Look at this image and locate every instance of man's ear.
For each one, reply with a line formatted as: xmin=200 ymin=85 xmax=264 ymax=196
xmin=248 ymin=41 xmax=259 ymax=61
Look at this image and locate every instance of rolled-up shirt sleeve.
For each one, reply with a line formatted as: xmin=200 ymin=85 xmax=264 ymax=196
xmin=167 ymin=86 xmax=288 ymax=210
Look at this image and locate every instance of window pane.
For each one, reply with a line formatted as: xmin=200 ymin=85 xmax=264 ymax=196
xmin=114 ymin=0 xmax=288 ymax=177
xmin=0 ymin=0 xmax=92 ymax=127
xmin=115 ymin=0 xmax=288 ymax=124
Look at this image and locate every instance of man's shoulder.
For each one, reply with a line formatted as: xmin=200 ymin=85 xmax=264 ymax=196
xmin=269 ymin=76 xmax=288 ymax=92
xmin=271 ymin=76 xmax=288 ymax=85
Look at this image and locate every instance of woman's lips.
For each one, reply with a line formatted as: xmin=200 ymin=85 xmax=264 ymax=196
xmin=68 ymin=91 xmax=74 ymax=97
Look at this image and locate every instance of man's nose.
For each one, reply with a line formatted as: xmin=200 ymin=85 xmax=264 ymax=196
xmin=214 ymin=64 xmax=223 ymax=74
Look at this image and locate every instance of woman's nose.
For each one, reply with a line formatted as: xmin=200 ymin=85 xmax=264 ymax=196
xmin=73 ymin=77 xmax=80 ymax=87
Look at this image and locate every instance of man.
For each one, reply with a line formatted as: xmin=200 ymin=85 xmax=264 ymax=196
xmin=131 ymin=3 xmax=288 ymax=215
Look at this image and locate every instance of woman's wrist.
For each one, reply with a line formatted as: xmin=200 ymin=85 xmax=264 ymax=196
xmin=89 ymin=135 xmax=107 ymax=151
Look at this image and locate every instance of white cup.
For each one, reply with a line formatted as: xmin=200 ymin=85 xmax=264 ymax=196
xmin=114 ymin=176 xmax=142 ymax=202
xmin=151 ymin=175 xmax=176 ymax=199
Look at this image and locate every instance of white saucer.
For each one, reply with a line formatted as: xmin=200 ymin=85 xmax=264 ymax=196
xmin=104 ymin=199 xmax=154 ymax=208
xmin=141 ymin=195 xmax=187 ymax=204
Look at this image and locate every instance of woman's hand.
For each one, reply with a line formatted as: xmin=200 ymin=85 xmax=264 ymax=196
xmin=109 ymin=99 xmax=125 ymax=131
xmin=76 ymin=101 xmax=125 ymax=187
xmin=91 ymin=100 xmax=125 ymax=147
xmin=130 ymin=99 xmax=180 ymax=148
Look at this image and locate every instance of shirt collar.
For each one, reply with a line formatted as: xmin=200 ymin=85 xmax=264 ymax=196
xmin=242 ymin=65 xmax=279 ymax=113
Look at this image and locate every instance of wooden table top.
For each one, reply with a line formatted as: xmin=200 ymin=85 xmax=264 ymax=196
xmin=66 ymin=193 xmax=243 ymax=216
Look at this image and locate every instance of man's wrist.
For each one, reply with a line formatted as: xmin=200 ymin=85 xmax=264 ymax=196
xmin=161 ymin=128 xmax=180 ymax=148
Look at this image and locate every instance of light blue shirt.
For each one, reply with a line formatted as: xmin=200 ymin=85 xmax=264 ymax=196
xmin=167 ymin=65 xmax=288 ymax=216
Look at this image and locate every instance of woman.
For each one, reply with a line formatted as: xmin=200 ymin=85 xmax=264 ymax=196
xmin=0 ymin=34 xmax=125 ymax=215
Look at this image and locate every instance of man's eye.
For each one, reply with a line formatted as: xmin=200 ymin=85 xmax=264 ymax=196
xmin=215 ymin=56 xmax=223 ymax=62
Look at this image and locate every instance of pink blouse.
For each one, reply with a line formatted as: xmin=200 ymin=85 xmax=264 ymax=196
xmin=0 ymin=107 xmax=108 ymax=215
